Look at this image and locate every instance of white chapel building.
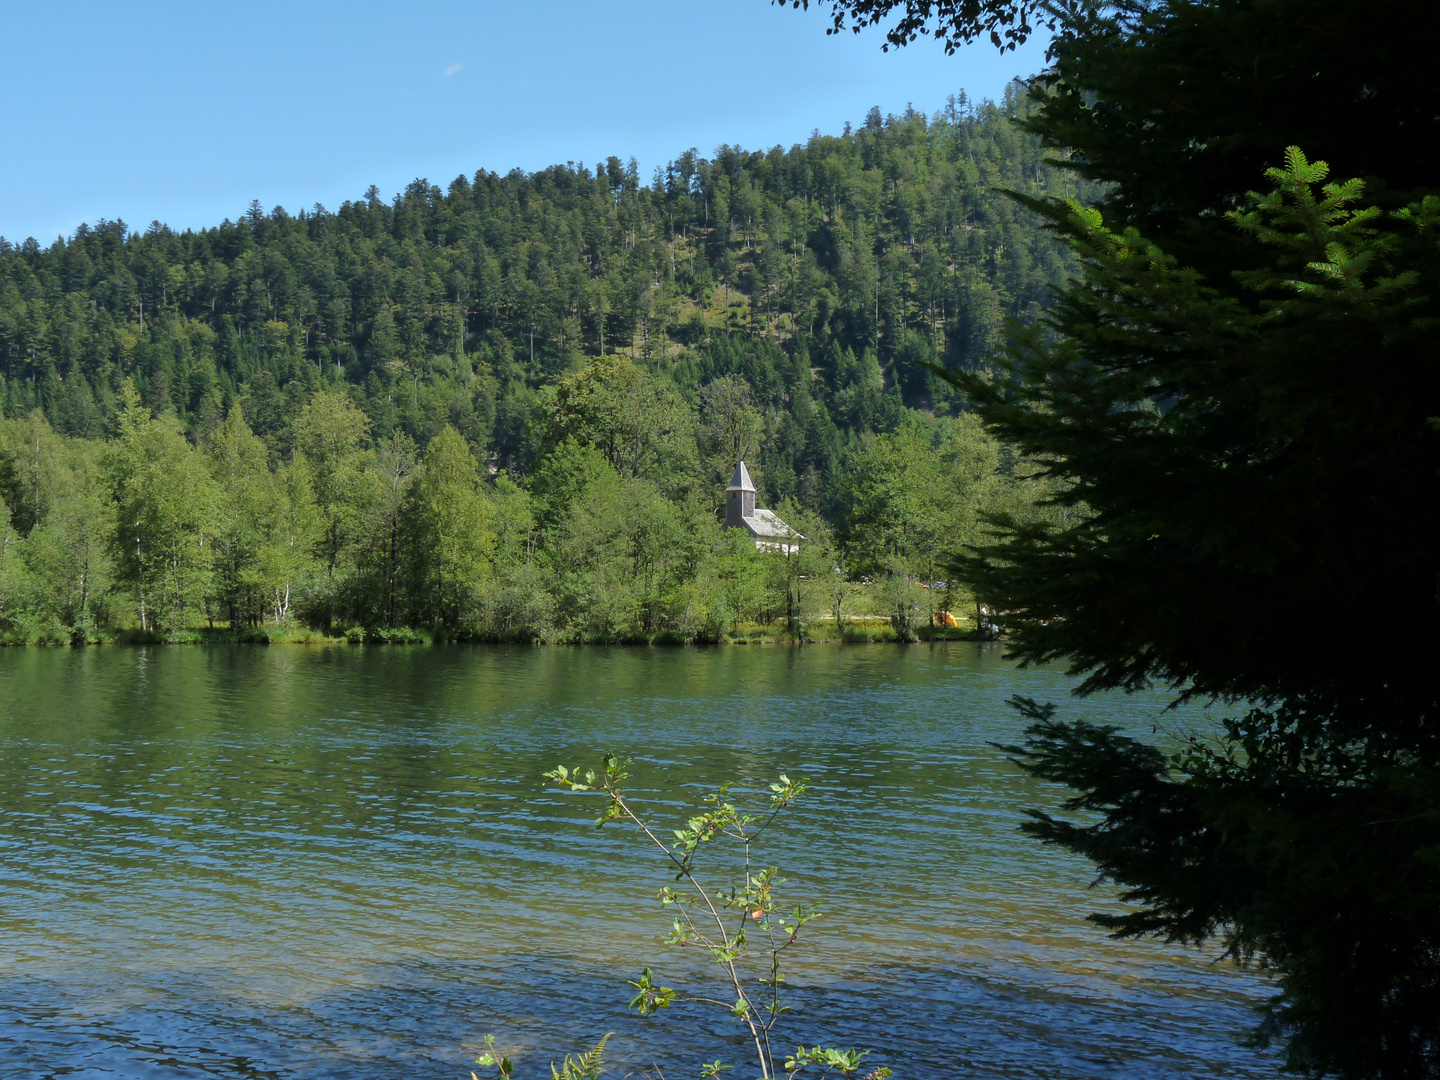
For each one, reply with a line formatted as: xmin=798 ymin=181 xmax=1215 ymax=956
xmin=724 ymin=461 xmax=802 ymax=554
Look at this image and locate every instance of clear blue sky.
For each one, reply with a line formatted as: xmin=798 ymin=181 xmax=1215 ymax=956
xmin=0 ymin=1 xmax=1046 ymax=245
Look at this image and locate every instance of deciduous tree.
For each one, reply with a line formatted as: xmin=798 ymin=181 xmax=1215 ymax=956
xmin=108 ymin=383 xmax=218 ymax=632
xmin=404 ymin=425 xmax=494 ymax=628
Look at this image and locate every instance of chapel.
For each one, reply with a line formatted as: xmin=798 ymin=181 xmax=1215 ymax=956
xmin=723 ymin=461 xmax=802 ymax=553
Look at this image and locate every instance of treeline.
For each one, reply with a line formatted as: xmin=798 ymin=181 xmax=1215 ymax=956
xmin=0 ymin=89 xmax=1075 ymax=642
xmin=0 ymin=361 xmax=1034 ymax=642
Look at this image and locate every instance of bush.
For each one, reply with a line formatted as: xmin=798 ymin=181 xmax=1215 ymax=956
xmin=505 ymin=755 xmax=894 ymax=1080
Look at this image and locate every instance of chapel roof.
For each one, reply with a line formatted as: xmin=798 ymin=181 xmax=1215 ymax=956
xmin=727 ymin=460 xmax=756 ymax=492
xmin=743 ymin=508 xmax=802 ymax=540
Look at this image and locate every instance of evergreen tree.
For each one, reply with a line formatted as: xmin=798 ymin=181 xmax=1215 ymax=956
xmin=0 ymin=92 xmax=1067 ymax=643
xmin=967 ymin=154 xmax=1440 ymax=1079
xmin=0 ymin=93 xmax=1084 ymax=514
xmin=809 ymin=2 xmax=1440 ymax=1075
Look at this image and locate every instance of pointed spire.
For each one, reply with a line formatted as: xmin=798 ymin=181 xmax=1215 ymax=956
xmin=727 ymin=460 xmax=756 ymax=492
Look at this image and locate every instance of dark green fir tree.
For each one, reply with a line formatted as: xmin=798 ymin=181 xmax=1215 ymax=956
xmin=791 ymin=1 xmax=1440 ymax=1076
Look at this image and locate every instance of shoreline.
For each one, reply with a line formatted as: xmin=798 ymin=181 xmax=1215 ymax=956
xmin=0 ymin=624 xmax=994 ymax=648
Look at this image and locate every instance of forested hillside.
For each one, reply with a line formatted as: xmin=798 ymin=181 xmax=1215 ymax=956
xmin=0 ymin=88 xmax=1084 ymax=642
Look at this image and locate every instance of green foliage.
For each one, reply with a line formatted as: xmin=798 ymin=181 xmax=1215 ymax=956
xmin=959 ymin=146 xmax=1440 ymax=1080
xmin=1028 ymin=0 xmax=1440 ymax=281
xmin=780 ymin=0 xmax=1047 ymax=53
xmin=473 ymin=1032 xmax=613 ymax=1080
xmin=626 ymin=966 xmax=675 ymax=1018
xmin=698 ymin=375 xmax=764 ymax=490
xmin=0 ymin=97 xmax=1066 ymax=642
xmin=108 ymin=382 xmax=218 ymax=632
xmin=816 ymin=9 xmax=1440 ymax=1080
xmin=475 ymin=1033 xmax=517 ymax=1080
xmin=878 ymin=568 xmax=924 ymax=642
xmin=0 ymin=414 xmax=113 ymax=639
xmin=542 ymin=755 xmax=890 ymax=1079
xmin=0 ymin=370 xmax=1021 ymax=641
xmin=785 ymin=1047 xmax=891 ymax=1079
xmin=843 ymin=413 xmax=999 ymax=579
xmin=293 ymin=389 xmax=372 ymax=624
xmin=404 ymin=425 xmax=494 ymax=627
xmin=205 ymin=404 xmax=321 ymax=627
xmin=545 ymin=354 xmax=699 ymax=497
xmin=548 ymin=1034 xmax=611 ymax=1080
xmin=0 ymin=96 xmax=1082 ymax=503
xmin=965 ymin=151 xmax=1440 ymax=704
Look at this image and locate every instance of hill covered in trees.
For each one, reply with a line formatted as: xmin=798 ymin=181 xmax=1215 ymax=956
xmin=0 ymin=88 xmax=1084 ymax=642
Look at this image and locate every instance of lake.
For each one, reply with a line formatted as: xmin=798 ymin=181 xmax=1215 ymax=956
xmin=0 ymin=644 xmax=1275 ymax=1079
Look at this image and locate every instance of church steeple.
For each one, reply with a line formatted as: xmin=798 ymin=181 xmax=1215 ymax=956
xmin=720 ymin=459 xmax=802 ymax=552
xmin=725 ymin=460 xmax=757 ymax=528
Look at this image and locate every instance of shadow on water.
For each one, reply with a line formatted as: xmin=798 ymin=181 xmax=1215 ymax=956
xmin=2 ymin=956 xmax=1267 ymax=1080
xmin=0 ymin=644 xmax=1278 ymax=1079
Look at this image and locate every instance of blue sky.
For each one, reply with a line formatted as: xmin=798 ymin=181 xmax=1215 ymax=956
xmin=0 ymin=1 xmax=1046 ymax=245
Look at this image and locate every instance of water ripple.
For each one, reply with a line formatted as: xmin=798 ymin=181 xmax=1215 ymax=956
xmin=0 ymin=644 xmax=1275 ymax=1078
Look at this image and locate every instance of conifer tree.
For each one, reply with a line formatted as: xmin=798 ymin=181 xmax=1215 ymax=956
xmin=803 ymin=2 xmax=1440 ymax=1075
xmin=967 ymin=150 xmax=1440 ymax=1080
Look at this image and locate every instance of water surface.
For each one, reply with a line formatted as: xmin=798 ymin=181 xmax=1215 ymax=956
xmin=0 ymin=644 xmax=1274 ymax=1078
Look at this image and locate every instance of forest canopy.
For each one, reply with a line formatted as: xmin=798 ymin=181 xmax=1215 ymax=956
xmin=0 ymin=89 xmax=1074 ymax=642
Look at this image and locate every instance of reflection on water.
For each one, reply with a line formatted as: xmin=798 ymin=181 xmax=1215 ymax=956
xmin=0 ymin=644 xmax=1274 ymax=1078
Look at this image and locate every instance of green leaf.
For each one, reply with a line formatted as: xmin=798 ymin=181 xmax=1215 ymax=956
xmin=627 ymin=966 xmax=676 ymax=1017
xmin=548 ymin=1032 xmax=611 ymax=1080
